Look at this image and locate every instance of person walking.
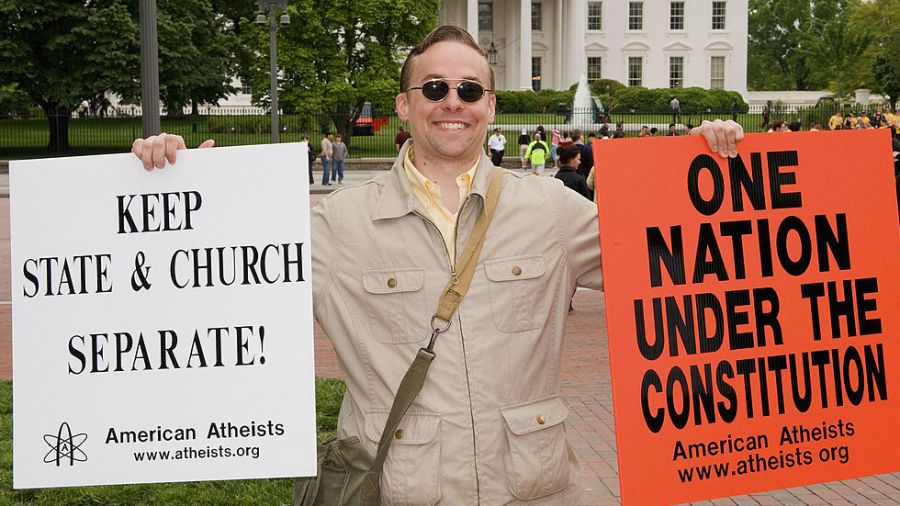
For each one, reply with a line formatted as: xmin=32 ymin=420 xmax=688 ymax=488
xmin=394 ymin=125 xmax=411 ymax=151
xmin=331 ymin=134 xmax=348 ymax=184
xmin=517 ymin=128 xmax=530 ymax=169
xmin=320 ymin=132 xmax=334 ymax=186
xmin=524 ymin=132 xmax=550 ymax=175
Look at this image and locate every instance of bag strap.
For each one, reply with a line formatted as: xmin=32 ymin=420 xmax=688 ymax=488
xmin=359 ymin=166 xmax=504 ymax=506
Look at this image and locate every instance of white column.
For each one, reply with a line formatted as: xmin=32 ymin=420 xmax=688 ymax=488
xmin=467 ymin=0 xmax=479 ymax=44
xmin=565 ymin=0 xmax=586 ymax=87
xmin=554 ymin=0 xmax=563 ymax=88
xmin=520 ymin=0 xmax=532 ymax=90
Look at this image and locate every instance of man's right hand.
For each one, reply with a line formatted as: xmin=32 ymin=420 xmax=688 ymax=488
xmin=131 ymin=133 xmax=215 ymax=171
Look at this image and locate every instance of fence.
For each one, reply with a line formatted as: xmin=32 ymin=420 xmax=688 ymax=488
xmin=0 ymin=103 xmax=891 ymax=161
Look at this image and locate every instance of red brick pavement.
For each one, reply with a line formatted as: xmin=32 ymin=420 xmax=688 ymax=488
xmin=2 ymin=194 xmax=899 ymax=505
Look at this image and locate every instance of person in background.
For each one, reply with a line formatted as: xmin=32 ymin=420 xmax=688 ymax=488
xmin=524 ymin=131 xmax=550 ymax=175
xmin=320 ymin=132 xmax=334 ymax=185
xmin=394 ymin=125 xmax=411 ymax=151
xmin=638 ymin=125 xmax=650 ymax=138
xmin=550 ymin=128 xmax=561 ymax=168
xmin=555 ymin=145 xmax=592 ymax=201
xmin=487 ymin=127 xmax=506 ymax=167
xmin=518 ymin=128 xmax=530 ymax=169
xmin=331 ymin=134 xmax=348 ymax=184
xmin=828 ymin=110 xmax=843 ymax=130
xmin=613 ymin=121 xmax=626 ymax=138
xmin=302 ymin=135 xmax=315 ymax=184
xmin=667 ymin=123 xmax=678 ymax=136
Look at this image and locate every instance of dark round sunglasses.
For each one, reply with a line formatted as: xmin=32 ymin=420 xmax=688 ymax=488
xmin=407 ymin=79 xmax=492 ymax=103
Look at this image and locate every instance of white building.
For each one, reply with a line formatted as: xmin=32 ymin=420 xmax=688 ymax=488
xmin=439 ymin=0 xmax=748 ymax=97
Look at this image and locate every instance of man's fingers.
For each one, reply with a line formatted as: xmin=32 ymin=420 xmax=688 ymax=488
xmin=165 ymin=133 xmax=185 ymax=164
xmin=152 ymin=133 xmax=167 ymax=169
xmin=198 ymin=139 xmax=215 ymax=149
xmin=697 ymin=121 xmax=720 ymax=155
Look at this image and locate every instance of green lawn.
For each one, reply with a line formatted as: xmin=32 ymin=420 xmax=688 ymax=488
xmin=0 ymin=379 xmax=345 ymax=505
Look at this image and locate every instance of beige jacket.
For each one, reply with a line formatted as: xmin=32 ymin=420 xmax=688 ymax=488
xmin=311 ymin=143 xmax=603 ymax=505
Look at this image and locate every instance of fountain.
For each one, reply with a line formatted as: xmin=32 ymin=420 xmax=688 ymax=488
xmin=569 ymin=74 xmax=596 ymax=127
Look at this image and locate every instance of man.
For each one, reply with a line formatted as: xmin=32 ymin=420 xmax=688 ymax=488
xmin=669 ymin=96 xmax=681 ymax=124
xmin=573 ymin=133 xmax=592 ymax=179
xmin=667 ymin=123 xmax=678 ymax=136
xmin=487 ymin=127 xmax=506 ymax=166
xmin=301 ymin=135 xmax=315 ymax=184
xmin=331 ymin=134 xmax=347 ymax=184
xmin=394 ymin=125 xmax=411 ymax=151
xmin=517 ymin=128 xmax=530 ymax=169
xmin=320 ymin=132 xmax=333 ymax=186
xmin=761 ymin=100 xmax=772 ymax=131
xmin=524 ymin=132 xmax=550 ymax=175
xmin=131 ymin=25 xmax=743 ymax=505
xmin=828 ymin=110 xmax=843 ymax=130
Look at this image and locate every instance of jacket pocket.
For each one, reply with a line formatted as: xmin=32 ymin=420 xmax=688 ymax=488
xmin=484 ymin=255 xmax=547 ymax=332
xmin=499 ymin=395 xmax=571 ymax=501
xmin=365 ymin=411 xmax=442 ymax=506
xmin=361 ymin=267 xmax=428 ymax=343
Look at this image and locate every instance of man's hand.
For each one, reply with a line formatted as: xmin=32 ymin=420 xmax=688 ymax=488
xmin=131 ymin=133 xmax=215 ymax=171
xmin=690 ymin=119 xmax=744 ymax=159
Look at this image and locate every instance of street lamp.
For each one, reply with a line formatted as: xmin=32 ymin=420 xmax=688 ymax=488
xmin=256 ymin=0 xmax=289 ymax=143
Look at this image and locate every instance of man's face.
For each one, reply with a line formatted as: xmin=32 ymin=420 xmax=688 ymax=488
xmin=396 ymin=41 xmax=495 ymax=166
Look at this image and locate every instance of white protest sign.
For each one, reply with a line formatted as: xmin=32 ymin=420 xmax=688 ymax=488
xmin=11 ymin=143 xmax=316 ymax=488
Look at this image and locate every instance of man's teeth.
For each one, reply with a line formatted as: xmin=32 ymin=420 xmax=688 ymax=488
xmin=438 ymin=123 xmax=465 ymax=130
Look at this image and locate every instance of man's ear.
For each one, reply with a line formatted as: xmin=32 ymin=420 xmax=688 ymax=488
xmin=487 ymin=93 xmax=496 ymax=124
xmin=396 ymin=93 xmax=409 ymax=121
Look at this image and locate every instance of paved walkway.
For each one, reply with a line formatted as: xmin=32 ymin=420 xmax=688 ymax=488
xmin=1 ymin=177 xmax=898 ymax=504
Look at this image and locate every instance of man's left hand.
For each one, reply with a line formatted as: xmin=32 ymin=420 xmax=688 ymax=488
xmin=690 ymin=119 xmax=744 ymax=159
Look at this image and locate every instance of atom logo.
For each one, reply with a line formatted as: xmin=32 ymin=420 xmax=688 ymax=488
xmin=43 ymin=422 xmax=88 ymax=466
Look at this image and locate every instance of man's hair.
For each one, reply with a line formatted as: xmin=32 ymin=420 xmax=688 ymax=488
xmin=325 ymin=131 xmax=332 ymax=136
xmin=494 ymin=127 xmax=501 ymax=132
xmin=558 ymin=145 xmax=580 ymax=165
xmin=400 ymin=25 xmax=495 ymax=92
xmin=336 ymin=134 xmax=342 ymax=139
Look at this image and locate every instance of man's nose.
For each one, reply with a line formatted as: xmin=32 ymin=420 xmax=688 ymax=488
xmin=441 ymin=87 xmax=465 ymax=111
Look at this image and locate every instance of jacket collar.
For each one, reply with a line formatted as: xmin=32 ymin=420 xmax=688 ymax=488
xmin=373 ymin=141 xmax=497 ymax=221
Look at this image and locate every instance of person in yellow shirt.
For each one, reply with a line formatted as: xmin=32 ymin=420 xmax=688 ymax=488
xmin=828 ymin=111 xmax=843 ymax=130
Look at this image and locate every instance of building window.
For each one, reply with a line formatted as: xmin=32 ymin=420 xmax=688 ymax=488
xmin=240 ymin=83 xmax=252 ymax=95
xmin=628 ymin=2 xmax=643 ymax=30
xmin=587 ymin=57 xmax=602 ymax=83
xmin=478 ymin=2 xmax=493 ymax=31
xmin=628 ymin=56 xmax=643 ymax=87
xmin=532 ymin=57 xmax=542 ymax=91
xmin=670 ymin=1 xmax=684 ymax=30
xmin=669 ymin=57 xmax=684 ymax=88
xmin=532 ymin=2 xmax=542 ymax=31
xmin=587 ymin=1 xmax=602 ymax=31
xmin=710 ymin=56 xmax=725 ymax=89
xmin=712 ymin=1 xmax=726 ymax=30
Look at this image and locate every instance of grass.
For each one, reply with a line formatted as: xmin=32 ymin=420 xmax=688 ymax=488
xmin=0 ymin=111 xmax=778 ymax=161
xmin=0 ymin=378 xmax=346 ymax=505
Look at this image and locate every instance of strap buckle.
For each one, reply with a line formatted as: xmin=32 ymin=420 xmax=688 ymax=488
xmin=424 ymin=315 xmax=452 ymax=352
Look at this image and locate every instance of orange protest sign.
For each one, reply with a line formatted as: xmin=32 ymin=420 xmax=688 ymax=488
xmin=594 ymin=130 xmax=900 ymax=505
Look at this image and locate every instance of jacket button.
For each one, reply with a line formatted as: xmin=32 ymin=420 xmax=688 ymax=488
xmin=394 ymin=429 xmax=404 ymax=439
xmin=536 ymin=415 xmax=546 ymax=425
xmin=387 ymin=278 xmax=397 ymax=288
xmin=512 ymin=266 xmax=522 ymax=276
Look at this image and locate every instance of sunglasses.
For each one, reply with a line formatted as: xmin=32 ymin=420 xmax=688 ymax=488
xmin=407 ymin=79 xmax=492 ymax=103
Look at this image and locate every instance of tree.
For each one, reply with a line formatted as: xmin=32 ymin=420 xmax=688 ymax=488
xmin=0 ymin=0 xmax=237 ymax=152
xmin=872 ymin=31 xmax=900 ymax=108
xmin=154 ymin=0 xmax=237 ymax=115
xmin=748 ymin=0 xmax=866 ymax=91
xmin=0 ymin=1 xmax=140 ymax=150
xmin=241 ymin=0 xmax=439 ymax=145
